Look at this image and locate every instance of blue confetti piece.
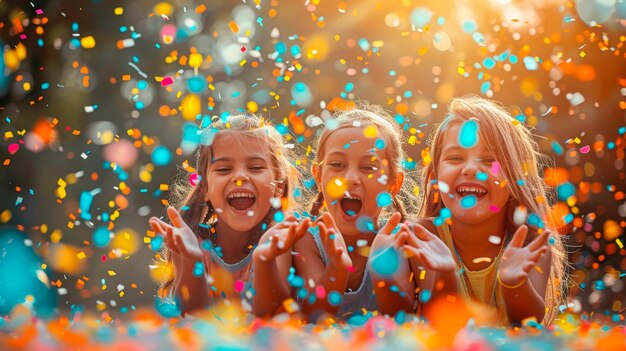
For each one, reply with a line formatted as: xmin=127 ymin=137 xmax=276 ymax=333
xmin=523 ymin=56 xmax=538 ymax=70
xmin=376 ymin=192 xmax=393 ymax=207
xmin=460 ymin=195 xmax=477 ymax=208
xmin=557 ymin=182 xmax=576 ymax=201
xmin=152 ymin=145 xmax=172 ymax=166
xmin=483 ymin=57 xmax=496 ymax=69
xmin=93 ymin=227 xmax=112 ymax=248
xmin=458 ymin=120 xmax=479 ymax=148
xmin=328 ymin=291 xmax=343 ymax=306
xmin=419 ymin=289 xmax=432 ymax=303
xmin=371 ymin=247 xmax=400 ymax=276
xmin=461 ymin=19 xmax=477 ymax=33
xmin=476 ymin=172 xmax=488 ymax=181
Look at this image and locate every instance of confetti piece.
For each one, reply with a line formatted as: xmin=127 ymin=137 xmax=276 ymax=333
xmin=458 ymin=120 xmax=479 ymax=148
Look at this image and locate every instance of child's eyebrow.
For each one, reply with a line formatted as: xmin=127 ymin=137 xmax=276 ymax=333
xmin=441 ymin=145 xmax=463 ymax=153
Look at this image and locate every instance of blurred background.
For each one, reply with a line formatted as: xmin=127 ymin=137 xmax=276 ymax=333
xmin=0 ymin=0 xmax=625 ymax=322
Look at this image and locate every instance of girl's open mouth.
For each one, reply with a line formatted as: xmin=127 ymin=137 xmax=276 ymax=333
xmin=227 ymin=192 xmax=256 ymax=211
xmin=340 ymin=193 xmax=362 ymax=217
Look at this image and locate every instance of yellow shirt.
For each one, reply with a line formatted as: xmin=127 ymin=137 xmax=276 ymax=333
xmin=436 ymin=223 xmax=510 ymax=326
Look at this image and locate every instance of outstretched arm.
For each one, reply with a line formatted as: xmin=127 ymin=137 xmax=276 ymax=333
xmin=149 ymin=206 xmax=210 ymax=315
xmin=498 ymin=225 xmax=551 ymax=324
xmin=252 ymin=217 xmax=310 ymax=317
xmin=368 ymin=213 xmax=415 ymax=316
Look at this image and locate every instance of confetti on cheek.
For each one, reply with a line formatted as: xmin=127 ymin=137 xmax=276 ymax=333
xmin=376 ymin=191 xmax=392 ymax=207
xmin=488 ymin=205 xmax=500 ymax=212
xmin=325 ymin=176 xmax=347 ymax=199
xmin=491 ymin=161 xmax=501 ymax=175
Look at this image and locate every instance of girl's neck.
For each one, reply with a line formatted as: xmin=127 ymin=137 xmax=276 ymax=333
xmin=449 ymin=211 xmax=508 ymax=270
xmin=213 ymin=220 xmax=264 ymax=264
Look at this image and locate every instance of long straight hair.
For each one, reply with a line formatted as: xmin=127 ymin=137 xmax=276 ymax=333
xmin=418 ymin=95 xmax=568 ymax=325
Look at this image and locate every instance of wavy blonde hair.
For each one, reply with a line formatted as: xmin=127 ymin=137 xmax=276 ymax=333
xmin=418 ymin=95 xmax=568 ymax=325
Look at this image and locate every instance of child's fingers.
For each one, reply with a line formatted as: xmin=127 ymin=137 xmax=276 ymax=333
xmin=149 ymin=218 xmax=167 ymax=234
xmin=167 ymin=206 xmax=186 ymax=228
xmin=528 ymin=230 xmax=550 ymax=251
xmin=379 ymin=212 xmax=402 ymax=235
xmin=403 ymin=245 xmax=428 ymax=268
xmin=317 ymin=222 xmax=329 ymax=242
xmin=393 ymin=230 xmax=408 ymax=248
xmin=150 ymin=217 xmax=173 ymax=233
xmin=294 ymin=219 xmax=311 ymax=240
xmin=321 ymin=212 xmax=339 ymax=231
xmin=528 ymin=246 xmax=549 ymax=263
xmin=509 ymin=225 xmax=528 ymax=248
xmin=279 ymin=224 xmax=297 ymax=250
xmin=412 ymin=223 xmax=435 ymax=241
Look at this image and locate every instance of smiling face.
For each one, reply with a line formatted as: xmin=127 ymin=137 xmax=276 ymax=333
xmin=204 ymin=131 xmax=279 ymax=232
xmin=316 ymin=127 xmax=398 ymax=236
xmin=437 ymin=121 xmax=511 ymax=225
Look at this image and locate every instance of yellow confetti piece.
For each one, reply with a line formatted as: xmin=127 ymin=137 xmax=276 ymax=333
xmin=363 ymin=125 xmax=378 ymax=138
xmin=189 ymin=53 xmax=203 ymax=68
xmin=4 ymin=131 xmax=13 ymax=138
xmin=534 ymin=265 xmax=544 ymax=274
xmin=616 ymin=238 xmax=623 ymax=249
xmin=419 ymin=270 xmax=426 ymax=280
xmin=108 ymin=270 xmax=117 ymax=276
xmin=114 ymin=7 xmax=124 ymax=15
xmin=76 ymin=251 xmax=86 ymax=260
xmin=50 ymin=230 xmax=62 ymax=243
xmin=159 ymin=184 xmax=169 ymax=191
xmin=472 ymin=257 xmax=492 ymax=264
xmin=239 ymin=59 xmax=247 ymax=67
xmin=81 ymin=36 xmax=96 ymax=49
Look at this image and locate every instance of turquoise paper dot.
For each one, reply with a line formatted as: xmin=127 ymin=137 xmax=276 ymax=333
xmin=371 ymin=247 xmax=400 ymax=276
xmin=328 ymin=291 xmax=342 ymax=306
xmin=458 ymin=120 xmax=479 ymax=148
xmin=93 ymin=227 xmax=111 ymax=248
xmin=152 ymin=146 xmax=172 ymax=166
xmin=376 ymin=192 xmax=393 ymax=207
xmin=460 ymin=195 xmax=477 ymax=208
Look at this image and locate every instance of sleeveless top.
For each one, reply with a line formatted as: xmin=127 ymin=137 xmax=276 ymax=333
xmin=203 ymin=241 xmax=254 ymax=308
xmin=309 ymin=231 xmax=378 ymax=319
xmin=435 ymin=223 xmax=509 ymax=325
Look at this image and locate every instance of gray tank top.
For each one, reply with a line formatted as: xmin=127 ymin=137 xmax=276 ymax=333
xmin=310 ymin=231 xmax=378 ymax=319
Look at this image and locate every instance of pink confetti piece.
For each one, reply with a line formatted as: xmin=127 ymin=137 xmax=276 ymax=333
xmin=20 ymin=34 xmax=27 ymax=40
xmin=489 ymin=205 xmax=500 ymax=212
xmin=580 ymin=145 xmax=590 ymax=154
xmin=36 ymin=9 xmax=44 ymax=15
xmin=160 ymin=76 xmax=174 ymax=87
xmin=315 ymin=285 xmax=326 ymax=299
xmin=189 ymin=173 xmax=199 ymax=186
xmin=491 ymin=161 xmax=501 ymax=175
xmin=8 ymin=143 xmax=19 ymax=155
xmin=234 ymin=280 xmax=245 ymax=293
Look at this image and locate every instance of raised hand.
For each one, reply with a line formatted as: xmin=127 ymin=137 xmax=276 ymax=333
xmin=149 ymin=206 xmax=204 ymax=263
xmin=498 ymin=225 xmax=549 ymax=288
xmin=403 ymin=223 xmax=456 ymax=273
xmin=369 ymin=213 xmax=408 ymax=275
xmin=254 ymin=216 xmax=311 ymax=262
xmin=316 ymin=212 xmax=352 ymax=270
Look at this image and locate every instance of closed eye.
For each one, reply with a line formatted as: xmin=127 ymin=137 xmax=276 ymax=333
xmin=328 ymin=162 xmax=345 ymax=169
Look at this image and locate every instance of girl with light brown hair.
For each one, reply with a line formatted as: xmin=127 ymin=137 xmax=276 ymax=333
xmin=385 ymin=95 xmax=568 ymax=326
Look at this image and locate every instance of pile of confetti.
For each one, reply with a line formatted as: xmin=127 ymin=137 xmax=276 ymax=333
xmin=1 ymin=0 xmax=625 ymax=347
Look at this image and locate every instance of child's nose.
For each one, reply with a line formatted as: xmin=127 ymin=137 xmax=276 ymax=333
xmin=461 ymin=160 xmax=479 ymax=177
xmin=344 ymin=167 xmax=361 ymax=185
